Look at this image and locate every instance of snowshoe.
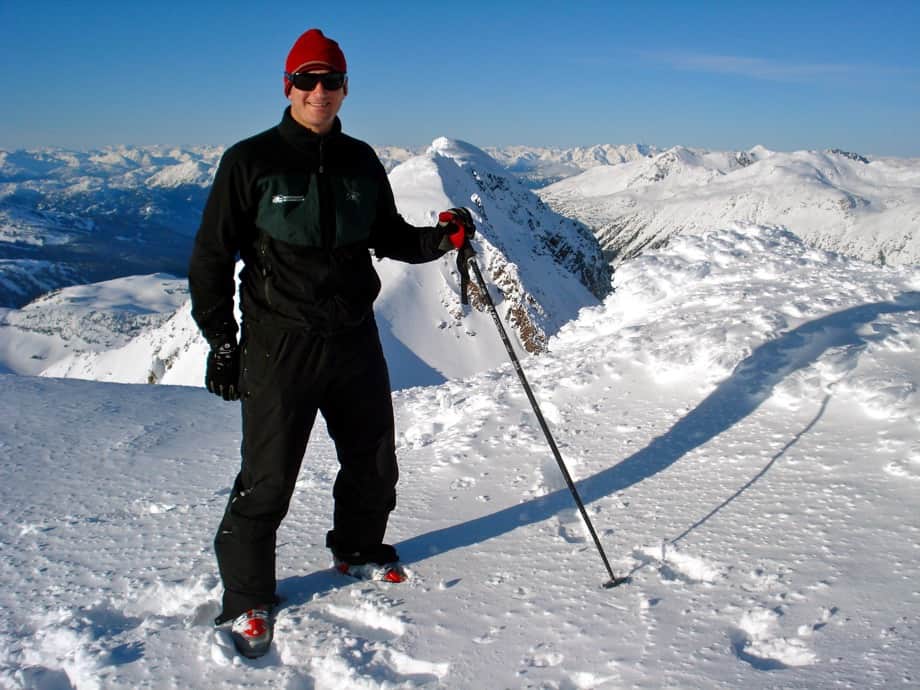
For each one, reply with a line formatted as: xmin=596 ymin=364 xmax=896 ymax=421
xmin=228 ymin=607 xmax=273 ymax=659
xmin=334 ymin=559 xmax=408 ymax=583
xmin=326 ymin=532 xmax=407 ymax=582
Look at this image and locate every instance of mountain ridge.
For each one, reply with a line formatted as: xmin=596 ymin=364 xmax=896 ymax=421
xmin=538 ymin=144 xmax=920 ymax=267
xmin=4 ymin=138 xmax=611 ymax=389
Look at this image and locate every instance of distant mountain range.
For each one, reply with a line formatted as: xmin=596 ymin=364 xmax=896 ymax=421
xmin=0 ymin=143 xmax=625 ymax=309
xmin=537 ymin=145 xmax=920 ymax=267
xmin=1 ymin=139 xmax=610 ymax=389
xmin=0 ymin=146 xmax=221 ymax=307
xmin=484 ymin=143 xmax=659 ymax=187
xmin=1 ymin=139 xmax=917 ymax=389
xmin=376 ymin=143 xmax=660 ymax=186
xmin=5 ymin=142 xmax=915 ymax=308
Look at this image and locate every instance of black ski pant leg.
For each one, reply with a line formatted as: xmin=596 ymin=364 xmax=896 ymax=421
xmin=214 ymin=327 xmax=319 ymax=622
xmin=322 ymin=320 xmax=399 ymax=556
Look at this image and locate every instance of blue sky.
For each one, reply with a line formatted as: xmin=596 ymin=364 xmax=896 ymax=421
xmin=1 ymin=1 xmax=918 ymax=155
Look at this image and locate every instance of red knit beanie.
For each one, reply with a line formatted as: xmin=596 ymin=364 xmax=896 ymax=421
xmin=284 ymin=29 xmax=347 ymax=96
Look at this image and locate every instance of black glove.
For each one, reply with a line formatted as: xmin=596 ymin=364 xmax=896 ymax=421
xmin=205 ymin=341 xmax=240 ymax=401
xmin=437 ymin=207 xmax=476 ymax=251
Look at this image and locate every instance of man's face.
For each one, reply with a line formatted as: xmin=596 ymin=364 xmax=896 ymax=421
xmin=288 ymin=69 xmax=347 ymax=135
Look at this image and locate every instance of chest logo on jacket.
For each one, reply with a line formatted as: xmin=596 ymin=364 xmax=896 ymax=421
xmin=271 ymin=194 xmax=307 ymax=204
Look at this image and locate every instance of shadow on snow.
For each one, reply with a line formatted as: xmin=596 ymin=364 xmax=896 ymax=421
xmin=394 ymin=292 xmax=920 ymax=567
xmin=277 ymin=293 xmax=919 ymax=600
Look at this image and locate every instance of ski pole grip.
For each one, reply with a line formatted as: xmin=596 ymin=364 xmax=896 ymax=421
xmin=456 ymin=242 xmax=476 ymax=305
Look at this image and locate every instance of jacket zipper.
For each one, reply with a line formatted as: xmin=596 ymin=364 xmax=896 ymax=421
xmin=319 ymin=137 xmax=335 ymax=249
xmin=259 ymin=234 xmax=273 ymax=306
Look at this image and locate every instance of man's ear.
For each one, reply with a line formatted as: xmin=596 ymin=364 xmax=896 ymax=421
xmin=343 ymin=77 xmax=349 ymax=97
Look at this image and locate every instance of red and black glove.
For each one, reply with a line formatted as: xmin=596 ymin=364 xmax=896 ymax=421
xmin=437 ymin=207 xmax=475 ymax=251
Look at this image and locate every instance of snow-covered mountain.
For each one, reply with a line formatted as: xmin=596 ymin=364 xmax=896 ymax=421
xmin=0 ymin=143 xmax=434 ymax=309
xmin=485 ymin=143 xmax=659 ymax=187
xmin=0 ymin=142 xmax=577 ymax=309
xmin=2 ymin=223 xmax=918 ymax=688
xmin=373 ymin=145 xmax=422 ymax=172
xmin=0 ymin=273 xmax=188 ymax=377
xmin=9 ymin=139 xmax=610 ymax=389
xmin=0 ymin=146 xmax=221 ymax=307
xmin=377 ymin=144 xmax=660 ymax=183
xmin=0 ymin=141 xmax=663 ymax=309
xmin=538 ymin=145 xmax=920 ymax=266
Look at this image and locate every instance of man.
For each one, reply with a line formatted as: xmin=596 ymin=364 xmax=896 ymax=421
xmin=188 ymin=28 xmax=475 ymax=659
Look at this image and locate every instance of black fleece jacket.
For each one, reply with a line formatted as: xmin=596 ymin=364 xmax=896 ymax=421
xmin=189 ymin=108 xmax=448 ymax=344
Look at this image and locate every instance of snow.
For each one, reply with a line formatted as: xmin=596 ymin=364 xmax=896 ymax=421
xmin=0 ymin=146 xmax=225 ymax=307
xmin=484 ymin=144 xmax=658 ymax=186
xmin=1 ymin=223 xmax=918 ymax=688
xmin=0 ymin=274 xmax=188 ymax=377
xmin=539 ymin=146 xmax=920 ymax=267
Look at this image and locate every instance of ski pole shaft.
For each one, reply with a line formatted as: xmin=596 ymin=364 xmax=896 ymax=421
xmin=465 ymin=254 xmax=627 ymax=588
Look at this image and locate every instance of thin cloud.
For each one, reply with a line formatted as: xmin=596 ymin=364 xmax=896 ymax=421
xmin=645 ymin=51 xmax=869 ymax=82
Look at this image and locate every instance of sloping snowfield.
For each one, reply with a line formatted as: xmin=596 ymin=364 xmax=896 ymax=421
xmin=539 ymin=147 xmax=920 ymax=268
xmin=1 ymin=224 xmax=918 ymax=689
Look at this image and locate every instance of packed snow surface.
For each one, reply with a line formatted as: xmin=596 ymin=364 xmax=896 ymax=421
xmin=1 ymin=224 xmax=919 ymax=688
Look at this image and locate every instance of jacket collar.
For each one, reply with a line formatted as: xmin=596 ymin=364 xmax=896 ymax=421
xmin=278 ymin=106 xmax=342 ymax=154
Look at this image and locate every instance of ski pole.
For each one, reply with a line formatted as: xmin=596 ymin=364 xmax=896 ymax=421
xmin=458 ymin=247 xmax=628 ymax=589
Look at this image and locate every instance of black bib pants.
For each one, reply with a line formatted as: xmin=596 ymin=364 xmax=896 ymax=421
xmin=214 ymin=316 xmax=397 ymax=621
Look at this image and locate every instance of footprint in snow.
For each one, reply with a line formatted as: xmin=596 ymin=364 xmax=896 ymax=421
xmin=281 ymin=592 xmax=449 ymax=685
xmin=729 ymin=607 xmax=818 ymax=670
xmin=883 ymin=444 xmax=920 ymax=480
xmin=473 ymin=624 xmax=506 ymax=645
xmin=19 ymin=602 xmax=146 ymax=686
xmin=449 ymin=476 xmax=476 ymax=491
xmin=319 ymin=598 xmax=407 ymax=641
xmin=557 ymin=520 xmax=587 ymax=544
xmin=521 ymin=642 xmax=564 ymax=669
xmin=518 ymin=642 xmax=615 ymax=689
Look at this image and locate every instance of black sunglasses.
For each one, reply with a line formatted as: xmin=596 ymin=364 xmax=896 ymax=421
xmin=286 ymin=71 xmax=347 ymax=92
